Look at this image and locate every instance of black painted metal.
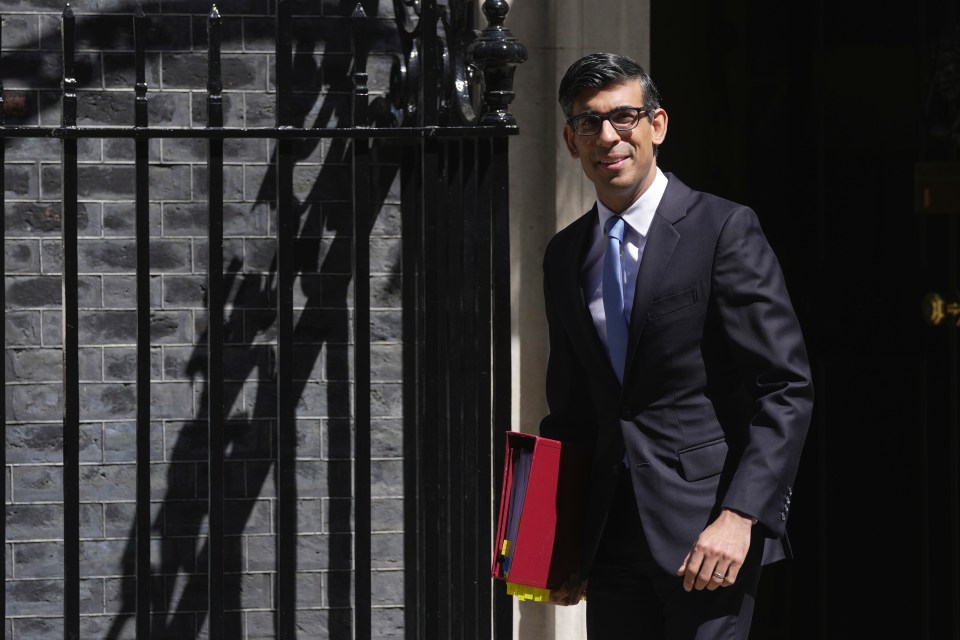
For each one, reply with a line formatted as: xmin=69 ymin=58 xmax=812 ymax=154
xmin=1 ymin=1 xmax=524 ymax=638
xmin=133 ymin=5 xmax=152 ymax=639
xmin=274 ymin=1 xmax=298 ymax=638
xmin=59 ymin=7 xmax=81 ymax=640
xmin=490 ymin=135 xmax=513 ymax=640
xmin=206 ymin=7 xmax=226 ymax=639
xmin=0 ymin=16 xmax=6 ymax=638
xmin=351 ymin=5 xmax=373 ymax=639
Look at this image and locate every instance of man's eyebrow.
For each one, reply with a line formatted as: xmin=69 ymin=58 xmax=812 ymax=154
xmin=573 ymin=105 xmax=637 ymax=116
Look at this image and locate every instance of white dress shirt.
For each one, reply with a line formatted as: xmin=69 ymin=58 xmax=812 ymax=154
xmin=581 ymin=167 xmax=669 ymax=352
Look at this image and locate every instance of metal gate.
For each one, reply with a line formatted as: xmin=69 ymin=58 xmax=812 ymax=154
xmin=0 ymin=1 xmax=524 ymax=638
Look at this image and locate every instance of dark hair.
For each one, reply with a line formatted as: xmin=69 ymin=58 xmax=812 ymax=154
xmin=558 ymin=52 xmax=661 ymax=120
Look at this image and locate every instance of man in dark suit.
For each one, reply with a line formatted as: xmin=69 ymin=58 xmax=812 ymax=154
xmin=540 ymin=53 xmax=814 ymax=639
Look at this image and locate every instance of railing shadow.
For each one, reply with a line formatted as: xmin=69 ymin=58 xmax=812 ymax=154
xmin=0 ymin=1 xmax=399 ymax=638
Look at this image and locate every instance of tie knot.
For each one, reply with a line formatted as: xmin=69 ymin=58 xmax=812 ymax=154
xmin=605 ymin=216 xmax=625 ymax=242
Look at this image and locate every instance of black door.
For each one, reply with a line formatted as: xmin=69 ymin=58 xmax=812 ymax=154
xmin=652 ymin=0 xmax=960 ymax=637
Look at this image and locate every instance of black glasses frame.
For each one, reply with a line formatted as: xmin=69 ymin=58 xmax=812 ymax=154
xmin=567 ymin=106 xmax=649 ymax=136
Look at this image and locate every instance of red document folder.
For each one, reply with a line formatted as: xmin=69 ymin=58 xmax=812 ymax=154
xmin=491 ymin=432 xmax=586 ymax=602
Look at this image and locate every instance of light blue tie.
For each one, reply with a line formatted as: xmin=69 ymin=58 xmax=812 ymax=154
xmin=603 ymin=216 xmax=629 ymax=383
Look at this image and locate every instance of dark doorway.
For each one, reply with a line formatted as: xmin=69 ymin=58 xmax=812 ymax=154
xmin=652 ymin=1 xmax=960 ymax=637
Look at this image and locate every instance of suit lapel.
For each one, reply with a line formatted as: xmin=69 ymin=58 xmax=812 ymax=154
xmin=624 ymin=175 xmax=689 ymax=378
xmin=553 ymin=207 xmax=622 ymax=386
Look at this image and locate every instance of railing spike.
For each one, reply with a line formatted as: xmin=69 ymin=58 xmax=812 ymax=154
xmin=468 ymin=0 xmax=527 ymax=127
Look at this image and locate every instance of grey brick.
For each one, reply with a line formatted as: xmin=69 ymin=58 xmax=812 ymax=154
xmin=295 ymin=418 xmax=323 ymax=459
xmin=6 ymin=503 xmax=62 ymax=540
xmin=150 ymin=381 xmax=195 ymax=419
xmin=149 ymin=165 xmax=193 ymax=201
xmin=41 ymin=309 xmax=62 ymax=346
xmin=102 ymin=51 xmax=161 ymax=89
xmin=5 ymin=347 xmax=62 ymax=382
xmin=191 ymin=163 xmax=246 ymax=202
xmin=102 ymin=346 xmax=134 ymax=381
xmin=147 ymin=90 xmax=192 ymax=127
xmin=372 ymin=606 xmax=404 ymax=637
xmin=191 ymin=88 xmax=251 ymax=127
xmin=102 ymin=420 xmax=135 ymax=462
xmin=5 ymin=275 xmax=60 ymax=308
xmin=8 ymin=382 xmax=61 ymax=421
xmin=80 ymin=423 xmax=106 ymax=463
xmin=242 ymin=91 xmax=275 ymax=127
xmin=162 ymin=274 xmax=206 ymax=306
xmin=79 ymin=538 xmax=127 ymax=576
xmin=80 ymin=382 xmax=136 ymax=420
xmin=78 ymin=464 xmax=137 ymax=501
xmin=369 ymin=236 xmax=402 ymax=274
xmin=0 ymin=14 xmax=40 ymax=49
xmin=370 ymin=419 xmax=403 ymax=458
xmin=295 ymin=571 xmax=325 ymax=608
xmin=370 ymin=382 xmax=401 ymax=419
xmin=371 ymin=568 xmax=404 ymax=606
xmin=151 ymin=239 xmax=193 ymax=272
xmin=5 ymin=578 xmax=63 ymax=616
xmin=370 ymin=497 xmax=403 ymax=532
xmin=79 ymin=275 xmax=105 ymax=307
xmin=160 ymin=53 xmax=220 ymax=90
xmin=77 ymin=138 xmax=106 ymax=163
xmin=80 ymin=610 xmax=134 ymax=638
xmin=10 ymin=616 xmax=63 ymax=640
xmin=80 ymin=346 xmax=104 ymax=381
xmin=296 ymin=497 xmax=325 ymax=533
xmin=79 ymin=310 xmax=137 ymax=343
xmin=102 ymin=201 xmax=161 ymax=236
xmin=5 ymin=311 xmax=43 ymax=346
xmin=78 ymin=238 xmax=137 ymax=272
xmin=296 ymin=533 xmax=341 ymax=571
xmin=370 ymin=273 xmax=402 ymax=308
xmin=294 ymin=459 xmax=330 ymax=499
xmin=370 ymin=344 xmax=402 ymax=381
xmin=371 ymin=309 xmax=402 ymax=342
xmin=150 ymin=310 xmax=195 ymax=343
xmin=13 ymin=541 xmax=65 ymax=579
xmin=5 ymin=239 xmax=41 ymax=272
xmin=5 ymin=423 xmax=64 ymax=464
xmin=102 ymin=274 xmax=165 ymax=308
xmin=4 ymin=161 xmax=41 ymax=199
xmin=370 ymin=459 xmax=402 ymax=498
xmin=4 ymin=200 xmax=94 ymax=238
xmin=11 ymin=465 xmax=62 ymax=503
xmin=6 ymin=136 xmax=59 ymax=163
xmin=104 ymin=502 xmax=138 ymax=537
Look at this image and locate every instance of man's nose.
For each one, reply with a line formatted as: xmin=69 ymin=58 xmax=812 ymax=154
xmin=597 ymin=119 xmax=620 ymax=145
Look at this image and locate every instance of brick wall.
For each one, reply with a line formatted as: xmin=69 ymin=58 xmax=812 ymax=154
xmin=2 ymin=1 xmax=405 ymax=637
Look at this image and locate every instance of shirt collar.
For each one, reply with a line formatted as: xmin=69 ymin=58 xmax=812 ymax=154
xmin=596 ymin=166 xmax=669 ymax=238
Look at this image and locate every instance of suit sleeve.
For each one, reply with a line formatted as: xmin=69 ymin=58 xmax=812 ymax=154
xmin=712 ymin=207 xmax=814 ymax=537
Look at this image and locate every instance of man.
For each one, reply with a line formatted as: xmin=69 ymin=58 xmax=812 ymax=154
xmin=539 ymin=52 xmax=813 ymax=639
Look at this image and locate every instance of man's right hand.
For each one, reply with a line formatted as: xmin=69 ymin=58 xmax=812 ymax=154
xmin=548 ymin=573 xmax=587 ymax=606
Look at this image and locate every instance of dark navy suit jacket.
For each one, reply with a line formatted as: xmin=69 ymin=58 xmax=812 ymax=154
xmin=539 ymin=173 xmax=814 ymax=578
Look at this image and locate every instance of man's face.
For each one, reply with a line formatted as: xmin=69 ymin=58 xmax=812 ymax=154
xmin=563 ymin=79 xmax=668 ymax=213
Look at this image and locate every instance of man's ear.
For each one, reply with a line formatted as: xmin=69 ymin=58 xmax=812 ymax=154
xmin=562 ymin=123 xmax=579 ymax=158
xmin=650 ymin=108 xmax=668 ymax=146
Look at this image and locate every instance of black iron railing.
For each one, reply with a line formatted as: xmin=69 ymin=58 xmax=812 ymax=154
xmin=0 ymin=1 xmax=525 ymax=638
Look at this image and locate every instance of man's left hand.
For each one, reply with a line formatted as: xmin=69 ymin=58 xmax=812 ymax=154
xmin=676 ymin=508 xmax=753 ymax=591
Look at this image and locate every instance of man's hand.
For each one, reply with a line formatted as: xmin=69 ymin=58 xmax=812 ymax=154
xmin=676 ymin=508 xmax=753 ymax=591
xmin=548 ymin=573 xmax=587 ymax=605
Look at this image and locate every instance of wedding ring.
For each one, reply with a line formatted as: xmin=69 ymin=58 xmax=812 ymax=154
xmin=712 ymin=572 xmax=726 ymax=579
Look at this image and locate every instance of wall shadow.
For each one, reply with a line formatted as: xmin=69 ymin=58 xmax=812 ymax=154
xmin=0 ymin=1 xmax=398 ymax=638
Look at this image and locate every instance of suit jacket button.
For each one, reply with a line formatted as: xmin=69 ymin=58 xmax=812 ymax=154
xmin=779 ymin=511 xmax=787 ymax=521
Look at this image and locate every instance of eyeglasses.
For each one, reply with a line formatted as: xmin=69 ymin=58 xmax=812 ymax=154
xmin=567 ymin=107 xmax=648 ymax=136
